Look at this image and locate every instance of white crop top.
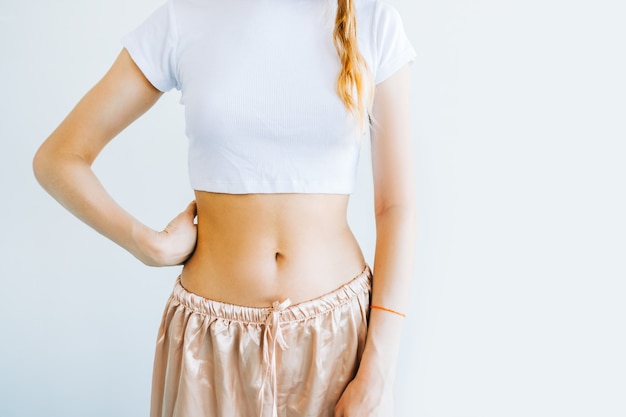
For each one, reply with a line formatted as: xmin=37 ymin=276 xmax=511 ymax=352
xmin=122 ymin=0 xmax=416 ymax=194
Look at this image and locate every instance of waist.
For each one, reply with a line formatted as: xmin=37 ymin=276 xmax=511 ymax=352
xmin=174 ymin=266 xmax=372 ymax=322
xmin=180 ymin=191 xmax=366 ymax=307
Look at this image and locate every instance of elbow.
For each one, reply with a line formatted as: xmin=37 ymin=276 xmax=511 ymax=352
xmin=32 ymin=144 xmax=51 ymax=189
xmin=32 ymin=141 xmax=70 ymax=191
xmin=33 ymin=133 xmax=95 ymax=197
xmin=374 ymin=199 xmax=418 ymax=236
xmin=374 ymin=196 xmax=416 ymax=219
xmin=33 ymin=139 xmax=93 ymax=196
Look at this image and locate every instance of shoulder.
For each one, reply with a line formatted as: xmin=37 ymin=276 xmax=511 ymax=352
xmin=355 ymin=0 xmax=403 ymax=21
xmin=355 ymin=0 xmax=416 ymax=84
xmin=356 ymin=0 xmax=410 ymax=45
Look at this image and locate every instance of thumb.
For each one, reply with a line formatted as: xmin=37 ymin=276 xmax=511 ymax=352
xmin=164 ymin=201 xmax=197 ymax=232
xmin=184 ymin=200 xmax=197 ymax=219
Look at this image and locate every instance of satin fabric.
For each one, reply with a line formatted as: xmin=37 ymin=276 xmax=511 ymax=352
xmin=150 ymin=266 xmax=372 ymax=417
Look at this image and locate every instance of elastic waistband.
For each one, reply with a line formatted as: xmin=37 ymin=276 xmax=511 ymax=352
xmin=171 ymin=265 xmax=372 ymax=324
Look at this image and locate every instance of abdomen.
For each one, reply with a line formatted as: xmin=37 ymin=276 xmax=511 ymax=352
xmin=180 ymin=191 xmax=366 ymax=307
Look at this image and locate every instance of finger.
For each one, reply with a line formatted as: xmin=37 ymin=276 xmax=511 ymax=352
xmin=176 ymin=201 xmax=196 ymax=221
xmin=164 ymin=201 xmax=196 ymax=232
xmin=185 ymin=200 xmax=197 ymax=217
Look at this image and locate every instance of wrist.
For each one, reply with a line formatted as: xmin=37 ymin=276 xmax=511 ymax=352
xmin=362 ymin=309 xmax=404 ymax=356
xmin=130 ymin=222 xmax=163 ymax=266
xmin=355 ymin=356 xmax=397 ymax=387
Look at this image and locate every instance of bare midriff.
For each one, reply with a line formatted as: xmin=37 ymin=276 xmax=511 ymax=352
xmin=180 ymin=191 xmax=367 ymax=307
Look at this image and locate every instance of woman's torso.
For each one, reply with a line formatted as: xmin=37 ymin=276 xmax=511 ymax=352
xmin=180 ymin=191 xmax=366 ymax=307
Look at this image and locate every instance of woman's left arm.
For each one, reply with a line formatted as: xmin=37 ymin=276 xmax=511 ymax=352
xmin=335 ymin=64 xmax=416 ymax=417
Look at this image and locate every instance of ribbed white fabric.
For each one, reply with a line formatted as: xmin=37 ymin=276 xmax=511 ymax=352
xmin=122 ymin=0 xmax=416 ymax=194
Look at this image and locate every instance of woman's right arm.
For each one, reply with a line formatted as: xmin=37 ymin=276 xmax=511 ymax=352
xmin=33 ymin=49 xmax=197 ymax=266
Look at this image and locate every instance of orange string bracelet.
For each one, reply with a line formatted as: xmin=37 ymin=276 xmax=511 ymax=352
xmin=370 ymin=305 xmax=406 ymax=318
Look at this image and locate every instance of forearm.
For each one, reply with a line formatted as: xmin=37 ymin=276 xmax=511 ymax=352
xmin=359 ymin=204 xmax=417 ymax=379
xmin=33 ymin=151 xmax=157 ymax=264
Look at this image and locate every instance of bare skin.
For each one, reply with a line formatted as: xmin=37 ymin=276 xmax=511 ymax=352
xmin=33 ymin=48 xmax=416 ymax=417
xmin=182 ymin=192 xmax=366 ymax=306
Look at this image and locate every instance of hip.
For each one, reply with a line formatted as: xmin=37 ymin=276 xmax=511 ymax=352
xmin=152 ymin=266 xmax=372 ymax=417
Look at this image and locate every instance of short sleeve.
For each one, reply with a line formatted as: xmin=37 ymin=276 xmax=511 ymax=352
xmin=121 ymin=0 xmax=179 ymax=92
xmin=373 ymin=1 xmax=417 ymax=85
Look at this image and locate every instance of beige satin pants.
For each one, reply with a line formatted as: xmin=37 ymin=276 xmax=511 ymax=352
xmin=150 ymin=266 xmax=372 ymax=417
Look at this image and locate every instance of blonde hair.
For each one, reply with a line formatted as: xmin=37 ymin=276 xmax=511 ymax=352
xmin=333 ymin=0 xmax=375 ymax=133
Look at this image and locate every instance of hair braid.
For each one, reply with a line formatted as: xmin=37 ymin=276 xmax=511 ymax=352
xmin=333 ymin=0 xmax=374 ymax=133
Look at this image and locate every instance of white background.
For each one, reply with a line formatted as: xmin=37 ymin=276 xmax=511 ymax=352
xmin=1 ymin=0 xmax=625 ymax=416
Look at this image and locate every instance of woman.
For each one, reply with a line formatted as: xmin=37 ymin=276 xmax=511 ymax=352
xmin=33 ymin=0 xmax=416 ymax=415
